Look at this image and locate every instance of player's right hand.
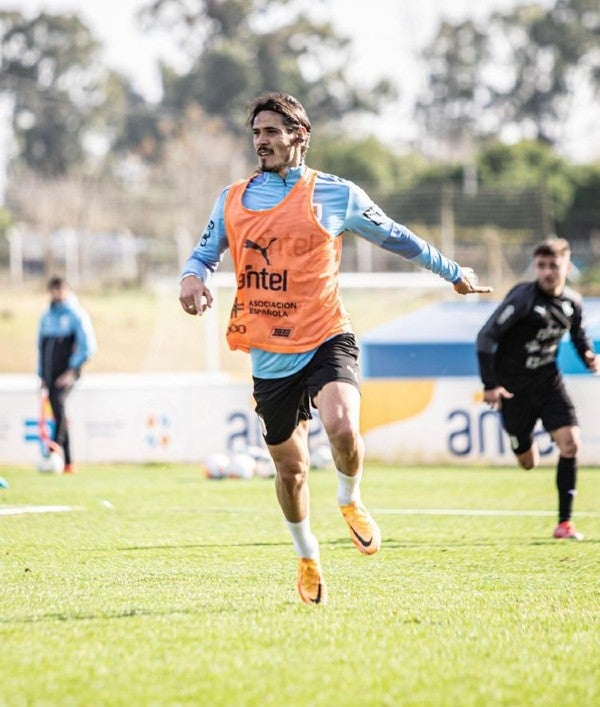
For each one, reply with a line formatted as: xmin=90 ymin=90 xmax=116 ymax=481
xmin=179 ymin=275 xmax=213 ymax=316
xmin=483 ymin=386 xmax=513 ymax=411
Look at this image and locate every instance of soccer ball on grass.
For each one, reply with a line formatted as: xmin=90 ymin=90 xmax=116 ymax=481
xmin=225 ymin=453 xmax=256 ymax=479
xmin=202 ymin=452 xmax=230 ymax=479
xmin=37 ymin=448 xmax=65 ymax=475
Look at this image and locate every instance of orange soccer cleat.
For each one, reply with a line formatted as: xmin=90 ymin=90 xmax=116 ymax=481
xmin=340 ymin=501 xmax=381 ymax=555
xmin=297 ymin=558 xmax=327 ymax=605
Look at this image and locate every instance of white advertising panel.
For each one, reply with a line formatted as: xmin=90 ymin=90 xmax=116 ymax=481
xmin=1 ymin=374 xmax=597 ymax=466
xmin=0 ymin=374 xmax=328 ymax=464
xmin=361 ymin=377 xmax=600 ymax=465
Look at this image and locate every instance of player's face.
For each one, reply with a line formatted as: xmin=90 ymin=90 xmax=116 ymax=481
xmin=252 ymin=110 xmax=304 ymax=177
xmin=534 ymin=254 xmax=570 ymax=295
xmin=49 ymin=285 xmax=68 ymax=304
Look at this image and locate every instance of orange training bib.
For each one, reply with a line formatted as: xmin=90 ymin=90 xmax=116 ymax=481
xmin=224 ymin=168 xmax=351 ymax=353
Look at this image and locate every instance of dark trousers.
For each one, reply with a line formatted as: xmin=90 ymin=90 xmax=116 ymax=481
xmin=48 ymin=382 xmax=74 ymax=465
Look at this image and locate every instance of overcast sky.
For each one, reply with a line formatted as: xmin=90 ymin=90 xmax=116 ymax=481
xmin=3 ymin=0 xmax=599 ymax=162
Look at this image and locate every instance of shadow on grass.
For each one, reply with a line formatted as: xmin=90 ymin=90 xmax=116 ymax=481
xmin=110 ymin=535 xmax=508 ymax=556
xmin=375 ymin=537 xmax=600 ymax=549
xmin=328 ymin=537 xmax=504 ymax=549
xmin=530 ymin=538 xmax=600 ymax=546
xmin=0 ymin=604 xmax=266 ymax=626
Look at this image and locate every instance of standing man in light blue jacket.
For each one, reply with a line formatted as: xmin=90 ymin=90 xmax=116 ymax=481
xmin=38 ymin=276 xmax=96 ymax=473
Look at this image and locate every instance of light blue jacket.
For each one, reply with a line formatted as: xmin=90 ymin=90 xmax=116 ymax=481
xmin=38 ymin=296 xmax=96 ymax=379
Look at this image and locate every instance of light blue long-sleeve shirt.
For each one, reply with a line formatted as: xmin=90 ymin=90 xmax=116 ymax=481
xmin=181 ymin=165 xmax=462 ymax=378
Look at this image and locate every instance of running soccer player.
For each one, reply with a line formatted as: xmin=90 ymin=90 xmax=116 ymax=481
xmin=179 ymin=92 xmax=491 ymax=604
xmin=38 ymin=276 xmax=96 ymax=473
xmin=477 ymin=237 xmax=599 ymax=540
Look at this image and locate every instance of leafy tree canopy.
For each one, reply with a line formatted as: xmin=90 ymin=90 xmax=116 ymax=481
xmin=0 ymin=11 xmax=104 ymax=175
xmin=416 ymin=0 xmax=600 ymax=151
xmin=477 ymin=139 xmax=575 ymax=222
xmin=139 ymin=0 xmax=396 ymax=131
xmin=310 ymin=136 xmax=395 ymax=189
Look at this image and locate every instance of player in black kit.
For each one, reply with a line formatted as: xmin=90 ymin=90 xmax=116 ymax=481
xmin=477 ymin=237 xmax=599 ymax=540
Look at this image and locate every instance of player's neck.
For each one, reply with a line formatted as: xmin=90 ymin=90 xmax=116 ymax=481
xmin=538 ymin=282 xmax=564 ymax=297
xmin=277 ymin=160 xmax=303 ymax=181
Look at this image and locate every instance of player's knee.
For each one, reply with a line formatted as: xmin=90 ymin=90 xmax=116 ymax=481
xmin=559 ymin=438 xmax=579 ymax=458
xmin=276 ymin=459 xmax=309 ymax=489
xmin=327 ymin=419 xmax=360 ymax=455
xmin=516 ymin=449 xmax=536 ymax=470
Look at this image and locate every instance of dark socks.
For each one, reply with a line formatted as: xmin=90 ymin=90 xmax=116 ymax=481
xmin=556 ymin=456 xmax=577 ymax=523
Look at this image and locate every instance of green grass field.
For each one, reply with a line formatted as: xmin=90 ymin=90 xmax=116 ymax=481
xmin=1 ymin=464 xmax=599 ymax=706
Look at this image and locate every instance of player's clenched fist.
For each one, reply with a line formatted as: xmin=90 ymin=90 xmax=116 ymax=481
xmin=179 ymin=274 xmax=213 ymax=315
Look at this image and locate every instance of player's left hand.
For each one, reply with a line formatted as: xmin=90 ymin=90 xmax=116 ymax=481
xmin=453 ymin=267 xmax=493 ymax=295
xmin=584 ymin=350 xmax=600 ymax=374
xmin=56 ymin=369 xmax=77 ymax=388
xmin=483 ymin=386 xmax=513 ymax=411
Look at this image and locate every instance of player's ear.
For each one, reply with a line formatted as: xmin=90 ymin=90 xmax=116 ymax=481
xmin=295 ymin=127 xmax=308 ymax=145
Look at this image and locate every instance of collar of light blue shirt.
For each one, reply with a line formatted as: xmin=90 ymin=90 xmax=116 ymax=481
xmin=250 ymin=163 xmax=306 ymax=186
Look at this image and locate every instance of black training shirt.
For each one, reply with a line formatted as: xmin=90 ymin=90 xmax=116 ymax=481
xmin=476 ymin=282 xmax=593 ymax=391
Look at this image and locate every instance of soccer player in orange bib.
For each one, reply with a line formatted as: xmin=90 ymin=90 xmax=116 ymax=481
xmin=179 ymin=92 xmax=491 ymax=604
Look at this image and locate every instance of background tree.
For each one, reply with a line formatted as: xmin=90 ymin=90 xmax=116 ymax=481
xmin=416 ymin=0 xmax=600 ymax=154
xmin=0 ymin=11 xmax=105 ymax=176
xmin=476 ymin=139 xmax=575 ymax=224
xmin=415 ymin=19 xmax=490 ymax=159
xmin=310 ymin=135 xmax=426 ymax=192
xmin=555 ymin=162 xmax=600 ymax=243
xmin=487 ymin=0 xmax=600 ymax=145
xmin=139 ymin=0 xmax=396 ymax=133
xmin=102 ymin=70 xmax=169 ymax=163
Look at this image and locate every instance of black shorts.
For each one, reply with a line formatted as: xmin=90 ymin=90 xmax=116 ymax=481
xmin=252 ymin=333 xmax=360 ymax=445
xmin=500 ymin=377 xmax=578 ymax=455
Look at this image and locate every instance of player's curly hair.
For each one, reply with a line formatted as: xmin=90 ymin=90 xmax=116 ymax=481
xmin=245 ymin=92 xmax=311 ymax=156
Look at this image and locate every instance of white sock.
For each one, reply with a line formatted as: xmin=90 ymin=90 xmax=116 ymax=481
xmin=285 ymin=517 xmax=319 ymax=559
xmin=337 ymin=470 xmax=362 ymax=505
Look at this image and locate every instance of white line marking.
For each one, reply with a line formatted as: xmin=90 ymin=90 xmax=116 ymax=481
xmin=2 ymin=505 xmax=598 ymax=519
xmin=0 ymin=505 xmax=81 ymax=517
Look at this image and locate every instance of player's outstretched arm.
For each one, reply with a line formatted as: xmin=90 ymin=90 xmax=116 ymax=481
xmin=179 ymin=275 xmax=213 ymax=316
xmin=453 ymin=267 xmax=493 ymax=295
